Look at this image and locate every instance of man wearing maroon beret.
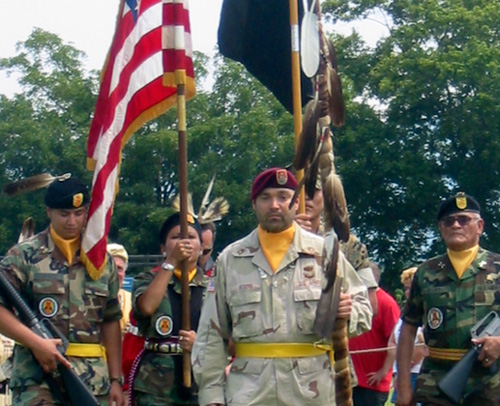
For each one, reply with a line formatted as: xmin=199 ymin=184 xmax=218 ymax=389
xmin=193 ymin=167 xmax=372 ymax=406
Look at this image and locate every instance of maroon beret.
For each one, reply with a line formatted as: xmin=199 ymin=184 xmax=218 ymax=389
xmin=250 ymin=168 xmax=298 ymax=200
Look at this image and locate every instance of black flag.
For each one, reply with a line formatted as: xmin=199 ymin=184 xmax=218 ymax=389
xmin=218 ymin=0 xmax=313 ymax=113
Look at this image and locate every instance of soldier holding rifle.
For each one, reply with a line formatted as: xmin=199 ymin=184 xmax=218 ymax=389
xmin=0 ymin=176 xmax=124 ymax=406
xmin=396 ymin=192 xmax=500 ymax=406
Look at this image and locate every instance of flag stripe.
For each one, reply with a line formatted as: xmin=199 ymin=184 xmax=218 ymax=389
xmin=83 ymin=0 xmax=195 ymax=278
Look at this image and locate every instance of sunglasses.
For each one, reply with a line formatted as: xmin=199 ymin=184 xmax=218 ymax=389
xmin=202 ymin=248 xmax=212 ymax=256
xmin=441 ymin=215 xmax=479 ymax=227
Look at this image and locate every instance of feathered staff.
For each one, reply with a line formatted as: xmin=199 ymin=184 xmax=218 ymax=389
xmin=292 ymin=1 xmax=352 ymax=405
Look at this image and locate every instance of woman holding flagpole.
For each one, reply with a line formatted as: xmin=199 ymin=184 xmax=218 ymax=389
xmin=128 ymin=212 xmax=206 ymax=406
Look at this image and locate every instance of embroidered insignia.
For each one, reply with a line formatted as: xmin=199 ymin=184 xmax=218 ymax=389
xmin=427 ymin=307 xmax=444 ymax=330
xmin=39 ymin=297 xmax=58 ymax=318
xmin=276 ymin=169 xmax=288 ymax=185
xmin=155 ymin=315 xmax=173 ymax=336
xmin=303 ymin=265 xmax=315 ymax=279
xmin=456 ymin=195 xmax=467 ymax=210
xmin=438 ymin=262 xmax=445 ymax=269
xmin=73 ymin=193 xmax=83 ymax=208
xmin=479 ymin=261 xmax=487 ymax=269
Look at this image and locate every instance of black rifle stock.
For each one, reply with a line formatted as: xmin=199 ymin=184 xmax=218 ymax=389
xmin=0 ymin=270 xmax=99 ymax=406
xmin=438 ymin=311 xmax=500 ymax=404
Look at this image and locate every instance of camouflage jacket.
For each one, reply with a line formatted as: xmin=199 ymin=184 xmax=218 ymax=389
xmin=192 ymin=223 xmax=372 ymax=406
xmin=132 ymin=266 xmax=206 ymax=404
xmin=403 ymin=247 xmax=500 ymax=401
xmin=0 ymin=228 xmax=121 ymax=395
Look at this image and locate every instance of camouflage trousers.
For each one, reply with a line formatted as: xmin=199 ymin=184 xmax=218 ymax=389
xmin=12 ymin=385 xmax=109 ymax=406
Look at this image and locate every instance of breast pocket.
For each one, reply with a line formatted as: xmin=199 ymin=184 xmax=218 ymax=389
xmin=294 ymin=287 xmax=322 ymax=334
xmin=32 ymin=275 xmax=65 ymax=319
xmin=229 ymin=290 xmax=262 ymax=339
xmin=84 ymin=281 xmax=109 ymax=323
xmin=475 ymin=284 xmax=500 ymax=308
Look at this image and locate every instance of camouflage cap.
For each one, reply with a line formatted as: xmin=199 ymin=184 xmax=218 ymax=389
xmin=437 ymin=192 xmax=481 ymax=221
xmin=44 ymin=175 xmax=89 ymax=209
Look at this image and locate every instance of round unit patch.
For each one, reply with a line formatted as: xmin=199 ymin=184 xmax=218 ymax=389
xmin=39 ymin=297 xmax=58 ymax=318
xmin=155 ymin=315 xmax=173 ymax=336
xmin=427 ymin=307 xmax=443 ymax=330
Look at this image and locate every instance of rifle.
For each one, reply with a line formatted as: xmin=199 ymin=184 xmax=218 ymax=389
xmin=0 ymin=269 xmax=99 ymax=406
xmin=438 ymin=311 xmax=500 ymax=404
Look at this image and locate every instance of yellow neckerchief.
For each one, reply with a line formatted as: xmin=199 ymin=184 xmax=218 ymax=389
xmin=258 ymin=223 xmax=295 ymax=272
xmin=447 ymin=245 xmax=479 ymax=279
xmin=50 ymin=225 xmax=80 ymax=265
xmin=173 ymin=268 xmax=197 ymax=283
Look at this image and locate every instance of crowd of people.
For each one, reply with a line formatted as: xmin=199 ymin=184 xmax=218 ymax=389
xmin=0 ymin=169 xmax=498 ymax=406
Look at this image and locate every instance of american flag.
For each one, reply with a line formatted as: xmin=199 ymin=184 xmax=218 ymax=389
xmin=82 ymin=0 xmax=195 ymax=279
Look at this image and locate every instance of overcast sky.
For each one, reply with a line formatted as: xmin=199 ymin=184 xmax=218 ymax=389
xmin=0 ymin=1 xmax=388 ymax=96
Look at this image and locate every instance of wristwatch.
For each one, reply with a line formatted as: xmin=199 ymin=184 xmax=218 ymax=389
xmin=161 ymin=262 xmax=175 ymax=273
xmin=110 ymin=376 xmax=123 ymax=385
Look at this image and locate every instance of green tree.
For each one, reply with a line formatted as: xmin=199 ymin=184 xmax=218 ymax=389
xmin=322 ymin=0 xmax=500 ymax=289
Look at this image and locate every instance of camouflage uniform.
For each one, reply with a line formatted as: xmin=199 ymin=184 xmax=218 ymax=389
xmin=192 ymin=224 xmax=372 ymax=406
xmin=0 ymin=228 xmax=121 ymax=405
xmin=403 ymin=247 xmax=500 ymax=405
xmin=132 ymin=266 xmax=206 ymax=406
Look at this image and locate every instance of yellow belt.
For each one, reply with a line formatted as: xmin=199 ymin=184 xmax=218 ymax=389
xmin=235 ymin=342 xmax=333 ymax=361
xmin=428 ymin=347 xmax=467 ymax=361
xmin=65 ymin=343 xmax=107 ymax=359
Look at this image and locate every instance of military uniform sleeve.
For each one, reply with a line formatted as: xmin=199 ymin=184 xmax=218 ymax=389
xmin=339 ymin=252 xmax=372 ymax=337
xmin=0 ymin=244 xmax=30 ymax=307
xmin=103 ymin=255 xmax=122 ymax=322
xmin=192 ymin=254 xmax=231 ymax=406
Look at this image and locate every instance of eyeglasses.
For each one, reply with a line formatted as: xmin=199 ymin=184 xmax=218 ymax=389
xmin=441 ymin=215 xmax=480 ymax=227
xmin=202 ymin=248 xmax=212 ymax=256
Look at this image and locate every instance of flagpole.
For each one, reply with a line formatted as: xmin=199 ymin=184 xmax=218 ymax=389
xmin=177 ymin=82 xmax=191 ymax=388
xmin=289 ymin=0 xmax=306 ymax=213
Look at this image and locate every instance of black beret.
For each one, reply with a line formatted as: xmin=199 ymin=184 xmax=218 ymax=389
xmin=44 ymin=175 xmax=89 ymax=209
xmin=437 ymin=192 xmax=481 ymax=221
xmin=250 ymin=167 xmax=298 ymax=200
xmin=159 ymin=212 xmax=202 ymax=244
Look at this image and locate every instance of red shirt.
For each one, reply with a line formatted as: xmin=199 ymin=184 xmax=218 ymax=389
xmin=348 ymin=288 xmax=400 ymax=392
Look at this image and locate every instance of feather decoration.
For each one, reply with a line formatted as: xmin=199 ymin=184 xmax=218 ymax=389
xmin=197 ymin=174 xmax=216 ymax=220
xmin=3 ymin=173 xmax=71 ymax=197
xmin=17 ymin=217 xmax=34 ymax=243
xmin=300 ymin=5 xmax=320 ymax=78
xmin=199 ymin=197 xmax=230 ymax=224
xmin=172 ymin=193 xmax=196 ymax=217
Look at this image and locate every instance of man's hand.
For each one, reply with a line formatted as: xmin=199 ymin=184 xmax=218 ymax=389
xmin=336 ymin=293 xmax=353 ymax=319
xmin=28 ymin=335 xmax=71 ymax=373
xmin=179 ymin=329 xmax=197 ymax=353
xmin=473 ymin=336 xmax=500 ymax=368
xmin=295 ymin=213 xmax=313 ymax=232
xmin=366 ymin=369 xmax=385 ymax=386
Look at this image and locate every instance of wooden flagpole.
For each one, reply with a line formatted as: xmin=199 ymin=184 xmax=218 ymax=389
xmin=176 ymin=82 xmax=191 ymax=388
xmin=289 ymin=0 xmax=306 ymax=214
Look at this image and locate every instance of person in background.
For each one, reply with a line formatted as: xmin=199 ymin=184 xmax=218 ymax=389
xmin=130 ymin=212 xmax=206 ymax=406
xmin=349 ymin=262 xmax=401 ymax=406
xmin=192 ymin=167 xmax=372 ymax=406
xmin=389 ymin=267 xmax=427 ymax=405
xmin=198 ymin=222 xmax=216 ymax=277
xmin=108 ymin=243 xmax=132 ymax=333
xmin=0 ymin=175 xmax=124 ymax=406
xmin=397 ymin=192 xmax=500 ymax=406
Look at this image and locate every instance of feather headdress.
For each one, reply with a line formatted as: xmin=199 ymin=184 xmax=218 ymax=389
xmin=171 ymin=174 xmax=229 ymax=224
xmin=3 ymin=173 xmax=71 ymax=197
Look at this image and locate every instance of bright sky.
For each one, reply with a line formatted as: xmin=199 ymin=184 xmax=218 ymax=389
xmin=0 ymin=1 xmax=388 ymax=96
